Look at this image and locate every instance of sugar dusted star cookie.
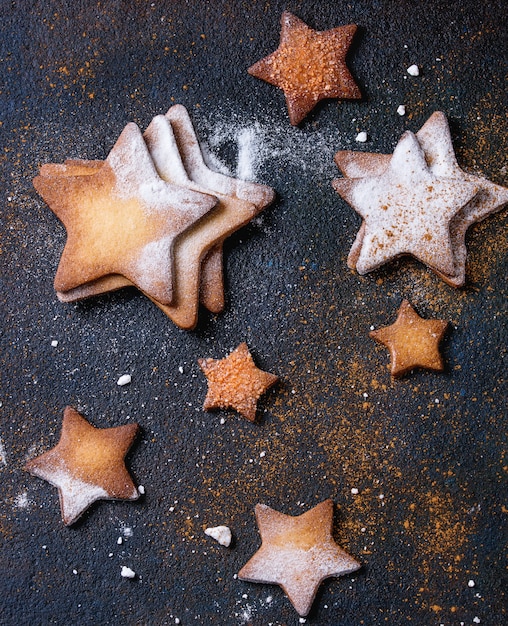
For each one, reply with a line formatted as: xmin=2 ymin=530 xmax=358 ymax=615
xmin=24 ymin=407 xmax=140 ymax=525
xmin=198 ymin=343 xmax=278 ymax=422
xmin=34 ymin=122 xmax=217 ymax=306
xmin=370 ymin=299 xmax=448 ymax=378
xmin=334 ymin=112 xmax=508 ymax=286
xmin=239 ymin=499 xmax=360 ymax=616
xmin=332 ymin=129 xmax=479 ymax=279
xmin=248 ymin=11 xmax=361 ymax=125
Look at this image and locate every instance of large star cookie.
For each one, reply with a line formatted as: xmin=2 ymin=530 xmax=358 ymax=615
xmin=38 ymin=106 xmax=275 ymax=330
xmin=198 ymin=342 xmax=278 ymax=422
xmin=34 ymin=121 xmax=217 ymax=305
xmin=248 ymin=11 xmax=361 ymax=125
xmin=370 ymin=299 xmax=448 ymax=377
xmin=239 ymin=499 xmax=360 ymax=616
xmin=24 ymin=407 xmax=140 ymax=525
xmin=332 ymin=128 xmax=479 ymax=279
xmin=334 ymin=112 xmax=508 ymax=286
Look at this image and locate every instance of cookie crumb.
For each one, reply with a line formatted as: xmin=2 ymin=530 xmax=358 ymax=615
xmin=51 ymin=340 xmax=59 ymax=347
xmin=138 ymin=485 xmax=145 ymax=495
xmin=205 ymin=525 xmax=232 ymax=547
xmin=117 ymin=374 xmax=132 ymax=386
xmin=396 ymin=105 xmax=406 ymax=116
xmin=355 ymin=131 xmax=368 ymax=143
xmin=120 ymin=566 xmax=136 ymax=579
xmin=407 ymin=64 xmax=419 ymax=76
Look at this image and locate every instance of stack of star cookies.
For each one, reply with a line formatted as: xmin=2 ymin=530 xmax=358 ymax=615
xmin=332 ymin=111 xmax=508 ymax=287
xmin=34 ymin=105 xmax=275 ymax=329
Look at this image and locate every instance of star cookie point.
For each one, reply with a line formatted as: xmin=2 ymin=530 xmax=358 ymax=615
xmin=24 ymin=406 xmax=140 ymax=525
xmin=239 ymin=499 xmax=360 ymax=616
xmin=198 ymin=342 xmax=278 ymax=422
xmin=248 ymin=11 xmax=361 ymax=125
xmin=370 ymin=299 xmax=449 ymax=378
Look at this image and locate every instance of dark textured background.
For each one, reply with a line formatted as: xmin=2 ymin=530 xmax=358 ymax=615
xmin=1 ymin=1 xmax=506 ymax=624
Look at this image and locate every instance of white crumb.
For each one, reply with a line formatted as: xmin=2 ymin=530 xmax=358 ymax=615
xmin=138 ymin=485 xmax=145 ymax=495
xmin=351 ymin=488 xmax=359 ymax=495
xmin=117 ymin=537 xmax=123 ymax=545
xmin=407 ymin=64 xmax=420 ymax=76
xmin=120 ymin=566 xmax=136 ymax=579
xmin=355 ymin=131 xmax=368 ymax=143
xmin=204 ymin=525 xmax=232 ymax=547
xmin=51 ymin=340 xmax=59 ymax=347
xmin=178 ymin=366 xmax=184 ymax=374
xmin=117 ymin=374 xmax=132 ymax=386
xmin=468 ymin=579 xmax=475 ymax=587
xmin=396 ymin=105 xmax=406 ymax=116
xmin=473 ymin=618 xmax=480 ymax=624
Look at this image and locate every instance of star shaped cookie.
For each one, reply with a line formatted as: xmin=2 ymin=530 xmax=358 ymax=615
xmin=238 ymin=499 xmax=360 ymax=616
xmin=198 ymin=342 xmax=278 ymax=422
xmin=370 ymin=299 xmax=449 ymax=377
xmin=34 ymin=121 xmax=217 ymax=305
xmin=248 ymin=11 xmax=361 ymax=125
xmin=40 ymin=106 xmax=275 ymax=330
xmin=24 ymin=407 xmax=140 ymax=525
xmin=332 ymin=129 xmax=479 ymax=279
xmin=334 ymin=112 xmax=508 ymax=286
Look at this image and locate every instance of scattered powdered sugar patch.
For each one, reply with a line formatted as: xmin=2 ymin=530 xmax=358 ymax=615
xmin=200 ymin=113 xmax=347 ymax=182
xmin=14 ymin=491 xmax=31 ymax=509
xmin=0 ymin=437 xmax=7 ymax=467
xmin=204 ymin=525 xmax=232 ymax=547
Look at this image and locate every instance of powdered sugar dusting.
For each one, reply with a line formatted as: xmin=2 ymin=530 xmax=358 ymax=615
xmin=201 ymin=113 xmax=345 ymax=182
xmin=0 ymin=437 xmax=7 ymax=467
xmin=37 ymin=463 xmax=109 ymax=524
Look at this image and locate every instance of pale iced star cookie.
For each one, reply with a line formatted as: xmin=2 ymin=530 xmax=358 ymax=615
xmin=24 ymin=407 xmax=139 ymax=525
xmin=238 ymin=499 xmax=360 ymax=616
xmin=198 ymin=343 xmax=278 ymax=422
xmin=332 ymin=130 xmax=478 ymax=277
xmin=370 ymin=299 xmax=448 ymax=378
xmin=334 ymin=112 xmax=508 ymax=286
xmin=248 ymin=11 xmax=361 ymax=125
xmin=33 ymin=122 xmax=217 ymax=305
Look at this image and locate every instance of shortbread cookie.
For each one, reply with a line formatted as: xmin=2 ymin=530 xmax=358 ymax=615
xmin=34 ymin=122 xmax=217 ymax=305
xmin=198 ymin=343 xmax=278 ymax=422
xmin=248 ymin=12 xmax=361 ymax=125
xmin=332 ymin=130 xmax=479 ymax=278
xmin=370 ymin=299 xmax=448 ymax=377
xmin=334 ymin=112 xmax=508 ymax=286
xmin=239 ymin=499 xmax=360 ymax=616
xmin=24 ymin=407 xmax=140 ymax=525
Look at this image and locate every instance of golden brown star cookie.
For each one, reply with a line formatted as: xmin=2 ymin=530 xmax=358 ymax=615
xmin=24 ymin=407 xmax=140 ymax=525
xmin=198 ymin=343 xmax=278 ymax=422
xmin=248 ymin=11 xmax=361 ymax=125
xmin=370 ymin=300 xmax=449 ymax=377
xmin=33 ymin=122 xmax=217 ymax=305
xmin=238 ymin=499 xmax=361 ymax=616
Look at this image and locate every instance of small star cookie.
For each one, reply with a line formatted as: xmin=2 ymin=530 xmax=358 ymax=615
xmin=239 ymin=499 xmax=360 ymax=616
xmin=198 ymin=343 xmax=278 ymax=422
xmin=248 ymin=11 xmax=361 ymax=125
xmin=24 ymin=407 xmax=140 ymax=525
xmin=370 ymin=300 xmax=449 ymax=378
